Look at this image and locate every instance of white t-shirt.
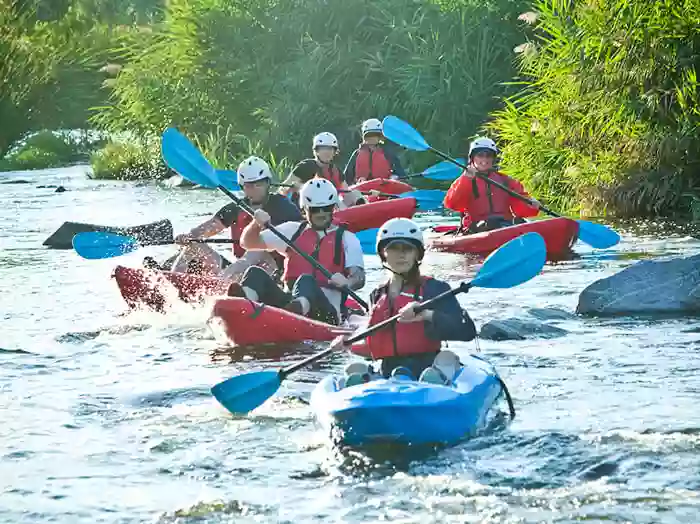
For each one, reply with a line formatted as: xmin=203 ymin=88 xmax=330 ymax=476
xmin=259 ymin=221 xmax=364 ymax=315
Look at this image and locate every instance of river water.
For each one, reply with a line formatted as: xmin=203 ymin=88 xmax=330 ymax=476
xmin=2 ymin=165 xmax=700 ymax=523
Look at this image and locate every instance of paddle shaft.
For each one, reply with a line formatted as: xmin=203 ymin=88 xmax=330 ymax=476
xmin=430 ymin=149 xmax=564 ymax=217
xmin=214 ymin=184 xmax=369 ymax=311
xmin=280 ymin=282 xmax=470 ymax=379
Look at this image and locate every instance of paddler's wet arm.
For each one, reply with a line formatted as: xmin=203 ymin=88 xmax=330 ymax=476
xmin=186 ymin=216 xmax=226 ymax=238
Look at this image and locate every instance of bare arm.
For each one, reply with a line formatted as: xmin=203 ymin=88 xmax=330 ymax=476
xmin=240 ymin=220 xmax=268 ymax=251
xmin=186 ymin=217 xmax=226 ymax=238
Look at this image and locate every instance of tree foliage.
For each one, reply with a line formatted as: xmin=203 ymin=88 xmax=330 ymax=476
xmin=93 ymin=0 xmax=528 ymax=171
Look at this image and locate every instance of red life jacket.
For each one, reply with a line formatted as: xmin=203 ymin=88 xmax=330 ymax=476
xmin=366 ymin=277 xmax=441 ymax=359
xmin=282 ymin=223 xmax=346 ymax=287
xmin=318 ymin=164 xmax=344 ymax=189
xmin=467 ymin=172 xmax=515 ymax=222
xmin=229 ymin=211 xmax=251 ymax=258
xmin=355 ymin=145 xmax=392 ymax=181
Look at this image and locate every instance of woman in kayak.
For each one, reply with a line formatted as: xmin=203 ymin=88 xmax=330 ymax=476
xmin=344 ymin=118 xmax=406 ymax=185
xmin=329 ymin=217 xmax=477 ymax=384
xmin=156 ymin=156 xmax=301 ymax=279
xmin=444 ymin=136 xmax=540 ymax=233
xmin=230 ymin=178 xmax=365 ymax=325
xmin=277 ymin=132 xmax=364 ymax=207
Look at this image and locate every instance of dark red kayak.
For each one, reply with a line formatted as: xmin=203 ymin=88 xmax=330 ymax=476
xmin=334 ymin=197 xmax=416 ymax=232
xmin=113 ymin=265 xmax=229 ymax=311
xmin=428 ymin=218 xmax=579 ymax=260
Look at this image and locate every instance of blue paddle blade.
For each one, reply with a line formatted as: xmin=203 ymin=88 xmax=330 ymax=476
xmin=382 ymin=115 xmax=430 ymax=152
xmin=215 ymin=169 xmax=240 ymax=191
xmin=211 ymin=369 xmax=282 ymax=415
xmin=161 ymin=128 xmax=218 ymax=188
xmin=72 ymin=231 xmax=139 ymax=260
xmin=402 ymin=189 xmax=445 ymax=212
xmin=355 ymin=228 xmax=379 ymax=254
xmin=422 ymin=159 xmax=465 ymax=181
xmin=471 ymin=232 xmax=547 ymax=289
xmin=576 ymin=220 xmax=620 ymax=249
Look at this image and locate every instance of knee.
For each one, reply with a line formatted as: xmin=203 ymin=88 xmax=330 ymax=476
xmin=240 ymin=265 xmax=270 ymax=287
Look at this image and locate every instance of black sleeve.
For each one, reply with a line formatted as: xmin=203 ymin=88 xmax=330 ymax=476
xmin=214 ymin=202 xmax=239 ymax=228
xmin=423 ymin=279 xmax=477 ymax=342
xmin=267 ymin=194 xmax=302 ymax=225
xmin=290 ymin=159 xmax=319 ymax=183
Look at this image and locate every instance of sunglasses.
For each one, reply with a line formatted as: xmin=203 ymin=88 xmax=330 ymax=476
xmin=308 ymin=205 xmax=335 ymax=214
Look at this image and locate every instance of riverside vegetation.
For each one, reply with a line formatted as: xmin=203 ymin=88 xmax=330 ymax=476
xmin=1 ymin=0 xmax=698 ymax=217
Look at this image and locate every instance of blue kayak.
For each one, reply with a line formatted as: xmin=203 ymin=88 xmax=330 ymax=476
xmin=309 ymin=354 xmax=504 ymax=447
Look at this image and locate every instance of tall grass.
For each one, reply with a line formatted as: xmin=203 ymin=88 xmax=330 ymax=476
xmin=488 ymin=0 xmax=700 ymax=217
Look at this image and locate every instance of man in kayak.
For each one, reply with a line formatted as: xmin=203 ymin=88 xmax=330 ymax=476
xmin=277 ymin=132 xmax=364 ymax=207
xmin=444 ymin=136 xmax=540 ymax=233
xmin=160 ymin=156 xmax=301 ymax=279
xmin=329 ymin=217 xmax=476 ymax=385
xmin=344 ymin=118 xmax=406 ymax=185
xmin=231 ymin=178 xmax=365 ymax=325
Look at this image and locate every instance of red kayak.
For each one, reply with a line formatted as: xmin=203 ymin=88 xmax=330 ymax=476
xmin=209 ymin=298 xmax=355 ymax=346
xmin=351 ymin=179 xmax=413 ymax=202
xmin=333 ymin=197 xmax=416 ymax=232
xmin=428 ymin=218 xmax=579 ymax=260
xmin=113 ymin=265 xmax=229 ymax=311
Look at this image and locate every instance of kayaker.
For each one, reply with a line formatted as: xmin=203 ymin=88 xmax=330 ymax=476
xmin=328 ymin=217 xmax=477 ymax=384
xmin=344 ymin=118 xmax=406 ymax=185
xmin=278 ymin=132 xmax=364 ymax=207
xmin=443 ymin=137 xmax=540 ymax=233
xmin=231 ymin=178 xmax=365 ymax=325
xmin=158 ymin=156 xmax=301 ymax=279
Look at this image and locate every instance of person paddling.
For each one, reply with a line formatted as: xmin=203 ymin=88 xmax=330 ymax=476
xmin=278 ymin=132 xmax=363 ymax=207
xmin=344 ymin=118 xmax=405 ymax=185
xmin=444 ymin=137 xmax=540 ymax=233
xmin=156 ymin=156 xmax=301 ymax=279
xmin=230 ymin=178 xmax=365 ymax=325
xmin=329 ymin=218 xmax=476 ymax=385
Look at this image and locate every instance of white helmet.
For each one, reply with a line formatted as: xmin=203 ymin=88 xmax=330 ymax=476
xmin=312 ymin=132 xmax=339 ymax=149
xmin=469 ymin=137 xmax=498 ymax=157
xmin=361 ymin=118 xmax=383 ymax=136
xmin=237 ymin=156 xmax=272 ymax=185
xmin=299 ymin=178 xmax=339 ymax=208
xmin=376 ymin=218 xmax=424 ymax=260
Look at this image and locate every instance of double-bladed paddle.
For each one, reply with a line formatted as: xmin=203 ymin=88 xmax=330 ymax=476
xmin=210 ymin=231 xmax=547 ymax=415
xmin=401 ymin=159 xmax=465 ymax=182
xmin=219 ymin=169 xmax=444 ymax=211
xmin=382 ymin=115 xmax=621 ymax=250
xmin=72 ymin=231 xmax=235 ymax=260
xmin=161 ymin=128 xmax=370 ymax=311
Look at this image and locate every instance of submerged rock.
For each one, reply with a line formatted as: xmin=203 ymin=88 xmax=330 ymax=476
xmin=577 ymin=254 xmax=700 ymax=316
xmin=479 ymin=318 xmax=569 ymax=341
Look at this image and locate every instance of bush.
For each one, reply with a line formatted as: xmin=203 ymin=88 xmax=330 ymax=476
xmin=488 ymin=0 xmax=700 ymax=218
xmin=90 ymin=139 xmax=170 ymax=180
xmin=0 ymin=130 xmax=94 ymax=171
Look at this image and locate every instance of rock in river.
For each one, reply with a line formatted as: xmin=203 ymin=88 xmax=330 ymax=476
xmin=577 ymin=254 xmax=700 ymax=316
xmin=480 ymin=317 xmax=569 ymax=341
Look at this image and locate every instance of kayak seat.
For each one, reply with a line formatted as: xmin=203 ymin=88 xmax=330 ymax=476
xmin=390 ymin=366 xmax=415 ymax=381
xmin=419 ymin=366 xmax=449 ymax=385
xmin=433 ymin=350 xmax=460 ymax=383
xmin=344 ymin=372 xmax=371 ymax=388
xmin=339 ymin=362 xmax=372 ymax=389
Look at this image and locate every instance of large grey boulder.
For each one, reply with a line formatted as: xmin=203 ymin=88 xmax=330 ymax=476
xmin=577 ymin=254 xmax=700 ymax=316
